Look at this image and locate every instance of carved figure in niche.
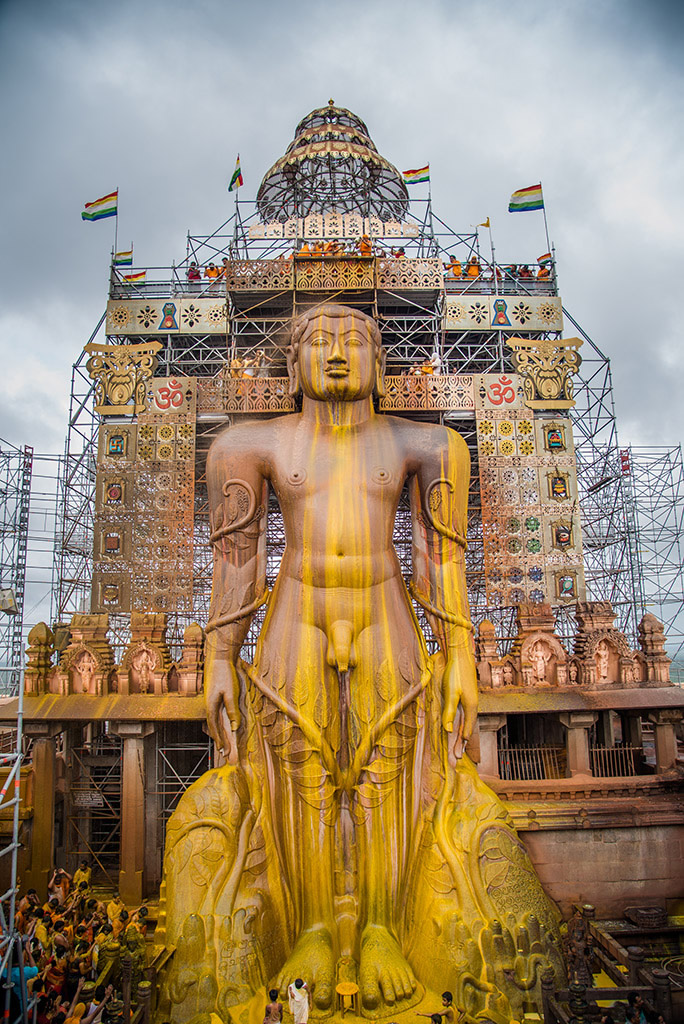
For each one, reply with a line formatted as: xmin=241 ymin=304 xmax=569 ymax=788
xmin=502 ymin=662 xmax=515 ymax=686
xmin=490 ymin=664 xmax=503 ymax=687
xmin=530 ymin=640 xmax=552 ymax=684
xmin=161 ymin=306 xmax=564 ymax=1023
xmin=74 ymin=650 xmax=97 ymax=694
xmin=596 ymin=640 xmax=611 ymax=681
xmin=130 ymin=646 xmax=156 ymax=693
xmin=569 ymin=661 xmax=579 ymax=684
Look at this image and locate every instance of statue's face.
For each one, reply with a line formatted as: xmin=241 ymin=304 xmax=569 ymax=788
xmin=298 ymin=313 xmax=378 ymax=401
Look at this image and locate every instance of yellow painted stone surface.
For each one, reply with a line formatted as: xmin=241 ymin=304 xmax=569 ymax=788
xmin=157 ymin=308 xmax=565 ymax=1024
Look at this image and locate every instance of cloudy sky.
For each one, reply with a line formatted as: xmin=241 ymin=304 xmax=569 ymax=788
xmin=1 ymin=0 xmax=683 ymax=457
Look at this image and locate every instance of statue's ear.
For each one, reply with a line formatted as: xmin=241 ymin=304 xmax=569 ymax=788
xmin=374 ymin=345 xmax=387 ymax=399
xmin=286 ymin=345 xmax=300 ymax=396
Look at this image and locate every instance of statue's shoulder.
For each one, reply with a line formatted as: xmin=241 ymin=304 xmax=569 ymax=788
xmin=208 ymin=414 xmax=298 ymax=463
xmin=387 ymin=415 xmax=467 ymax=450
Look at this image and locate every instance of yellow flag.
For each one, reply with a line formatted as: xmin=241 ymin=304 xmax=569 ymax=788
xmin=477 ymin=217 xmax=490 ymax=228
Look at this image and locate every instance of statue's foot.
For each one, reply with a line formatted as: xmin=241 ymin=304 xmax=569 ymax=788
xmin=359 ymin=923 xmax=418 ymax=1010
xmin=276 ymin=926 xmax=335 ymax=1011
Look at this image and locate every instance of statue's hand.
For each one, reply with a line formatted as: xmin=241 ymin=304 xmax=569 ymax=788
xmin=442 ymin=647 xmax=478 ymax=764
xmin=206 ymin=658 xmax=241 ymax=765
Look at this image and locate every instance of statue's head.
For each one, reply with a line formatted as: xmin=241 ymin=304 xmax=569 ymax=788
xmin=287 ymin=304 xmax=386 ymax=401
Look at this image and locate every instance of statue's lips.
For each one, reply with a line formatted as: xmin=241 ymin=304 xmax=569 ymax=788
xmin=325 ymin=366 xmax=350 ymax=377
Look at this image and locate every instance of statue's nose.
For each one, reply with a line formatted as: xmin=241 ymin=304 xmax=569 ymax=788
xmin=327 ymin=335 xmax=347 ymax=362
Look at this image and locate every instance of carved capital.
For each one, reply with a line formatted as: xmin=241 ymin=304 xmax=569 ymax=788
xmin=506 ymin=335 xmax=583 ymax=409
xmin=85 ymin=341 xmax=162 ymax=416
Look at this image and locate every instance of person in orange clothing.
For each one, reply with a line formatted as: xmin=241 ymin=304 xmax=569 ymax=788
xmin=204 ymin=262 xmax=220 ymax=279
xmin=537 ymin=263 xmax=550 ymax=279
xmin=445 ymin=255 xmax=462 ymax=279
xmin=298 ymin=242 xmax=311 ymax=256
xmin=111 ymin=909 xmax=128 ymax=940
xmin=358 ymin=234 xmax=372 ymax=257
xmin=324 ymin=239 xmax=340 ymax=255
xmin=466 ymin=256 xmax=480 ymax=278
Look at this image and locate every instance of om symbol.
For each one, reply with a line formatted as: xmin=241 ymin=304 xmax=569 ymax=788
xmin=154 ymin=378 xmax=185 ymax=410
xmin=488 ymin=374 xmax=516 ymax=406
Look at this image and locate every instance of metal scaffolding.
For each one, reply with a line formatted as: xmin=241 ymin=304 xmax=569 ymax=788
xmin=0 ymin=667 xmax=33 ymax=1024
xmin=0 ymin=442 xmax=33 ymax=693
xmin=51 ymin=317 xmax=103 ymax=629
xmin=46 ymin=115 xmax=684 ymax=666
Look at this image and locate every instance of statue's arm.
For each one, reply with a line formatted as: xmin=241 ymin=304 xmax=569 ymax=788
xmin=204 ymin=434 xmax=269 ymax=762
xmin=410 ymin=426 xmax=477 ymax=760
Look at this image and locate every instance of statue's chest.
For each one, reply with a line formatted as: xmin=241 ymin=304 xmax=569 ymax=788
xmin=271 ymin=440 xmax=404 ymax=503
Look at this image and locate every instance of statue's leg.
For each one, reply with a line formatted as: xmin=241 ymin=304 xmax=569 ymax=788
xmin=252 ymin=619 xmax=339 ymax=1009
xmin=350 ymin=617 xmax=426 ymax=1012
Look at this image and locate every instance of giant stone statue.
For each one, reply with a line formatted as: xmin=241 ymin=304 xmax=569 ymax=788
xmin=160 ymin=306 xmax=565 ymax=1024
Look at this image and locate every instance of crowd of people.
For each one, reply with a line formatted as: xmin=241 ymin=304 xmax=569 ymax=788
xmin=599 ymin=992 xmax=669 ymax=1023
xmin=5 ymin=865 xmax=671 ymax=1024
xmin=444 ymin=254 xmax=552 ymax=282
xmin=184 ymin=246 xmax=553 ymax=288
xmin=7 ymin=863 xmax=148 ymax=1023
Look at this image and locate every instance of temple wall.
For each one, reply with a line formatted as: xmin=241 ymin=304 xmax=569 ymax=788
xmin=518 ymin=822 xmax=684 ymax=917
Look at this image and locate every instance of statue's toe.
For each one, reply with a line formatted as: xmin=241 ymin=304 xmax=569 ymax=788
xmin=378 ymin=969 xmax=396 ymax=1005
xmin=313 ymin=979 xmax=332 ymax=1010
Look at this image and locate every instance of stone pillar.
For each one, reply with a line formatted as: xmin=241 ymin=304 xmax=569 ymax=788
xmin=559 ymin=712 xmax=597 ymax=777
xmin=478 ymin=715 xmax=506 ymax=778
xmin=24 ymin=724 xmax=62 ymax=898
xmin=651 ymin=967 xmax=673 ymax=1019
xmin=622 ymin=712 xmax=643 ymax=748
xmin=596 ymin=710 xmax=615 ymax=747
xmin=648 ymin=710 xmax=682 ymax=773
xmin=112 ymin=722 xmax=154 ymax=905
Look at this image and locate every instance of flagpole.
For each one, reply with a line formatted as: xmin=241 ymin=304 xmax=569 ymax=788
xmin=487 ymin=220 xmax=498 ymax=296
xmin=114 ymin=187 xmax=119 ymax=256
xmin=427 ymin=167 xmax=436 ymax=257
xmin=540 ymin=181 xmax=552 ymax=260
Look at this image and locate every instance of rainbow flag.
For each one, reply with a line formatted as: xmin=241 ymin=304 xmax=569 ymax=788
xmin=113 ymin=249 xmax=133 ymax=266
xmin=508 ymin=184 xmax=543 ymax=212
xmin=82 ymin=190 xmax=118 ymax=221
xmin=537 ymin=252 xmax=553 ymax=266
xmin=228 ymin=155 xmax=243 ymax=192
xmin=403 ymin=165 xmax=430 ymax=184
xmin=122 ymin=271 xmax=146 ymax=283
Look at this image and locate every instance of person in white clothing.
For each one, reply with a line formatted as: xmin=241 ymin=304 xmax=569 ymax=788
xmin=287 ymin=978 xmax=310 ymax=1024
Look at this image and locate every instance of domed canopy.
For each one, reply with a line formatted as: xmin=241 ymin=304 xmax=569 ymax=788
xmin=256 ymin=101 xmax=409 ymax=223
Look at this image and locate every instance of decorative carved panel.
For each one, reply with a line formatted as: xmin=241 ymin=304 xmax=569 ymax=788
xmin=92 ymin=378 xmax=197 ymax=615
xmin=376 ymin=257 xmax=443 ymax=291
xmin=379 ymin=375 xmax=474 ymax=412
xmin=224 ymin=259 xmax=294 ymax=291
xmin=106 ymin=297 xmax=228 ymax=336
xmin=86 ymin=341 xmax=161 ymax=415
xmin=506 ymin=336 xmax=583 ymax=409
xmin=444 ymin=295 xmax=563 ymax=332
xmin=295 ymin=259 xmax=375 ymax=291
xmin=475 ymin=381 xmax=584 ymax=608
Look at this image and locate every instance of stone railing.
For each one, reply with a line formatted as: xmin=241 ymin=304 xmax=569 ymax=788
xmin=379 ymin=374 xmax=474 ymax=411
xmin=195 ymin=374 xmax=475 ymax=415
xmin=196 ymin=376 xmax=295 ymax=414
xmin=222 ymin=256 xmax=444 ymax=293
